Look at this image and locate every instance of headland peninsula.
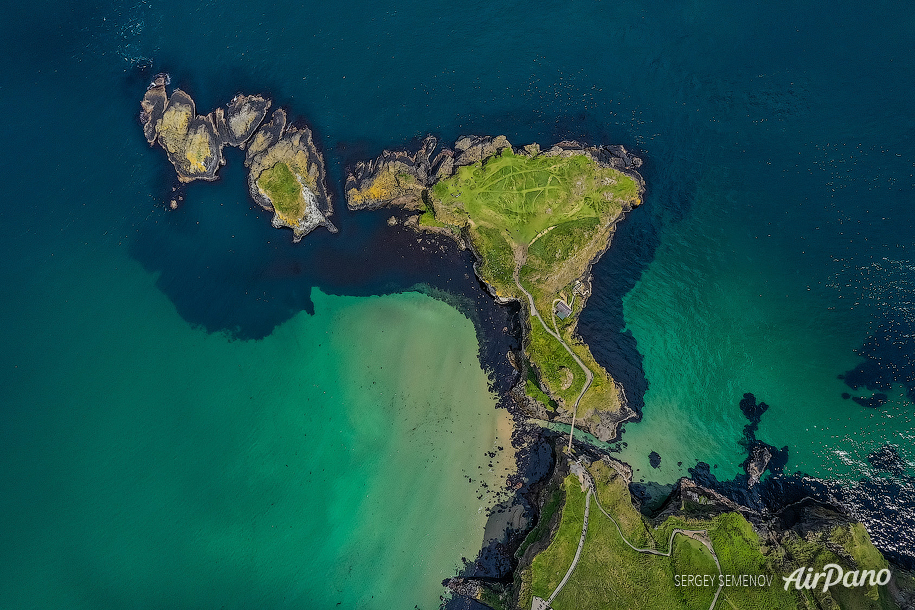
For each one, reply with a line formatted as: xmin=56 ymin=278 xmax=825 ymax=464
xmin=346 ymin=135 xmax=644 ymax=445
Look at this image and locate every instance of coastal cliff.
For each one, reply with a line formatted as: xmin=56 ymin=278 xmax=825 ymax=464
xmin=139 ymin=74 xmax=335 ymax=240
xmin=494 ymin=445 xmax=912 ymax=610
xmin=346 ymin=135 xmax=644 ymax=443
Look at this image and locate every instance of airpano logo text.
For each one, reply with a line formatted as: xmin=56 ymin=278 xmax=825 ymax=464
xmin=783 ymin=564 xmax=891 ymax=592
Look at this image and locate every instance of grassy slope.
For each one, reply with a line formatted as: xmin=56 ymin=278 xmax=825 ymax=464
xmin=257 ymin=162 xmax=304 ymax=222
xmin=520 ymin=461 xmax=717 ymax=610
xmin=434 ymin=152 xmax=631 ymax=244
xmin=429 ymin=149 xmax=639 ymax=413
xmin=519 ymin=460 xmax=898 ymax=610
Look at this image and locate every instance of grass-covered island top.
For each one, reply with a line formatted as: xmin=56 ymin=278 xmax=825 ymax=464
xmin=346 ymin=135 xmax=644 ymax=443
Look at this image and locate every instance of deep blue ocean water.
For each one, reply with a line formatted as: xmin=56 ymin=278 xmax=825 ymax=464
xmin=1 ymin=0 xmax=914 ymax=605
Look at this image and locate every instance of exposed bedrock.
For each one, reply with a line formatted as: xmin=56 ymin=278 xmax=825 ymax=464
xmin=141 ymin=79 xmax=256 ymax=183
xmin=219 ymin=94 xmax=271 ymax=147
xmin=139 ymin=74 xmax=334 ymax=240
xmin=745 ymin=443 xmax=773 ymax=488
xmin=344 ymin=134 xmax=644 ymax=213
xmin=245 ymin=109 xmax=336 ymax=241
xmin=139 ymin=73 xmax=169 ymax=144
xmin=344 ymin=135 xmax=440 ymax=211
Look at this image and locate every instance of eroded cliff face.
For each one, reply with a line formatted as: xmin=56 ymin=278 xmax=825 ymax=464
xmin=140 ymin=74 xmax=335 ymax=240
xmin=345 ymin=135 xmax=442 ymax=210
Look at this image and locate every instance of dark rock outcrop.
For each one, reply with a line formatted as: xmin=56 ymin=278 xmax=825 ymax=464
xmin=452 ymin=135 xmax=512 ymax=167
xmin=344 ymin=135 xmax=439 ymax=211
xmin=745 ymin=443 xmax=773 ymax=487
xmin=220 ymin=94 xmax=271 ymax=147
xmin=140 ymin=74 xmax=269 ymax=183
xmin=139 ymin=73 xmax=169 ymax=144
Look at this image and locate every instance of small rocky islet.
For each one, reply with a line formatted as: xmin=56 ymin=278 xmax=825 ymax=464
xmin=140 ymin=73 xmax=336 ymax=241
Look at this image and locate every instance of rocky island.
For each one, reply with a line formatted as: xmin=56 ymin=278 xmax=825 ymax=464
xmin=346 ymin=135 xmax=644 ymax=443
xmin=140 ymin=74 xmax=336 ymax=241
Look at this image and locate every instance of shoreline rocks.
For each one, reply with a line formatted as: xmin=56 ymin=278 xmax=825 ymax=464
xmin=244 ymin=109 xmax=337 ymax=241
xmin=139 ymin=74 xmax=335 ymax=240
xmin=345 ymin=135 xmax=441 ymax=211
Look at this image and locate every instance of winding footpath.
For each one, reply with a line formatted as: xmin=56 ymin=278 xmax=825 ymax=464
xmin=546 ymin=486 xmax=590 ymax=605
xmin=512 ymin=267 xmax=593 ymax=451
xmin=539 ymin=462 xmax=724 ymax=610
xmin=590 ymin=491 xmax=724 ymax=610
xmin=514 ymin=254 xmax=723 ymax=610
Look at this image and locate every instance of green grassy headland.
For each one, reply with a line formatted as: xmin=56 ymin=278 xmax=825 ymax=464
xmin=514 ymin=460 xmax=899 ymax=610
xmin=426 ymin=148 xmax=640 ymax=426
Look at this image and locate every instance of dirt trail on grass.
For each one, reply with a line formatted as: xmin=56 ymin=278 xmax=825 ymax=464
xmin=543 ymin=461 xmax=724 ymax=610
xmin=592 ymin=488 xmax=724 ymax=610
xmin=512 ymin=264 xmax=593 ymax=451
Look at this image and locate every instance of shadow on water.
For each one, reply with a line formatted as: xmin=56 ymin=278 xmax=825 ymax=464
xmin=578 ymin=154 xmax=700 ymax=418
xmin=130 ymin=162 xmax=522 ymax=372
xmin=130 ymin=111 xmax=527 ymax=399
xmin=127 ymin=66 xmax=676 ymax=405
xmin=841 ymin=311 xmax=915 ymax=405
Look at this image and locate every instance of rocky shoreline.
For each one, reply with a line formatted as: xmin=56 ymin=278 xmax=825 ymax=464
xmin=140 ymin=74 xmax=336 ymax=240
xmin=345 ymin=135 xmax=644 ymax=444
xmin=343 ymin=139 xmax=915 ymax=608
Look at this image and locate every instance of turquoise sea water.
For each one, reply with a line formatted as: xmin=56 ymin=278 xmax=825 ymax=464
xmin=0 ymin=243 xmax=514 ymax=608
xmin=611 ymin=89 xmax=915 ymax=485
xmin=2 ymin=0 xmax=914 ymax=604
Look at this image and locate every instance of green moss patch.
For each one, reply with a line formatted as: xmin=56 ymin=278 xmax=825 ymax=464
xmin=257 ymin=162 xmax=306 ymax=221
